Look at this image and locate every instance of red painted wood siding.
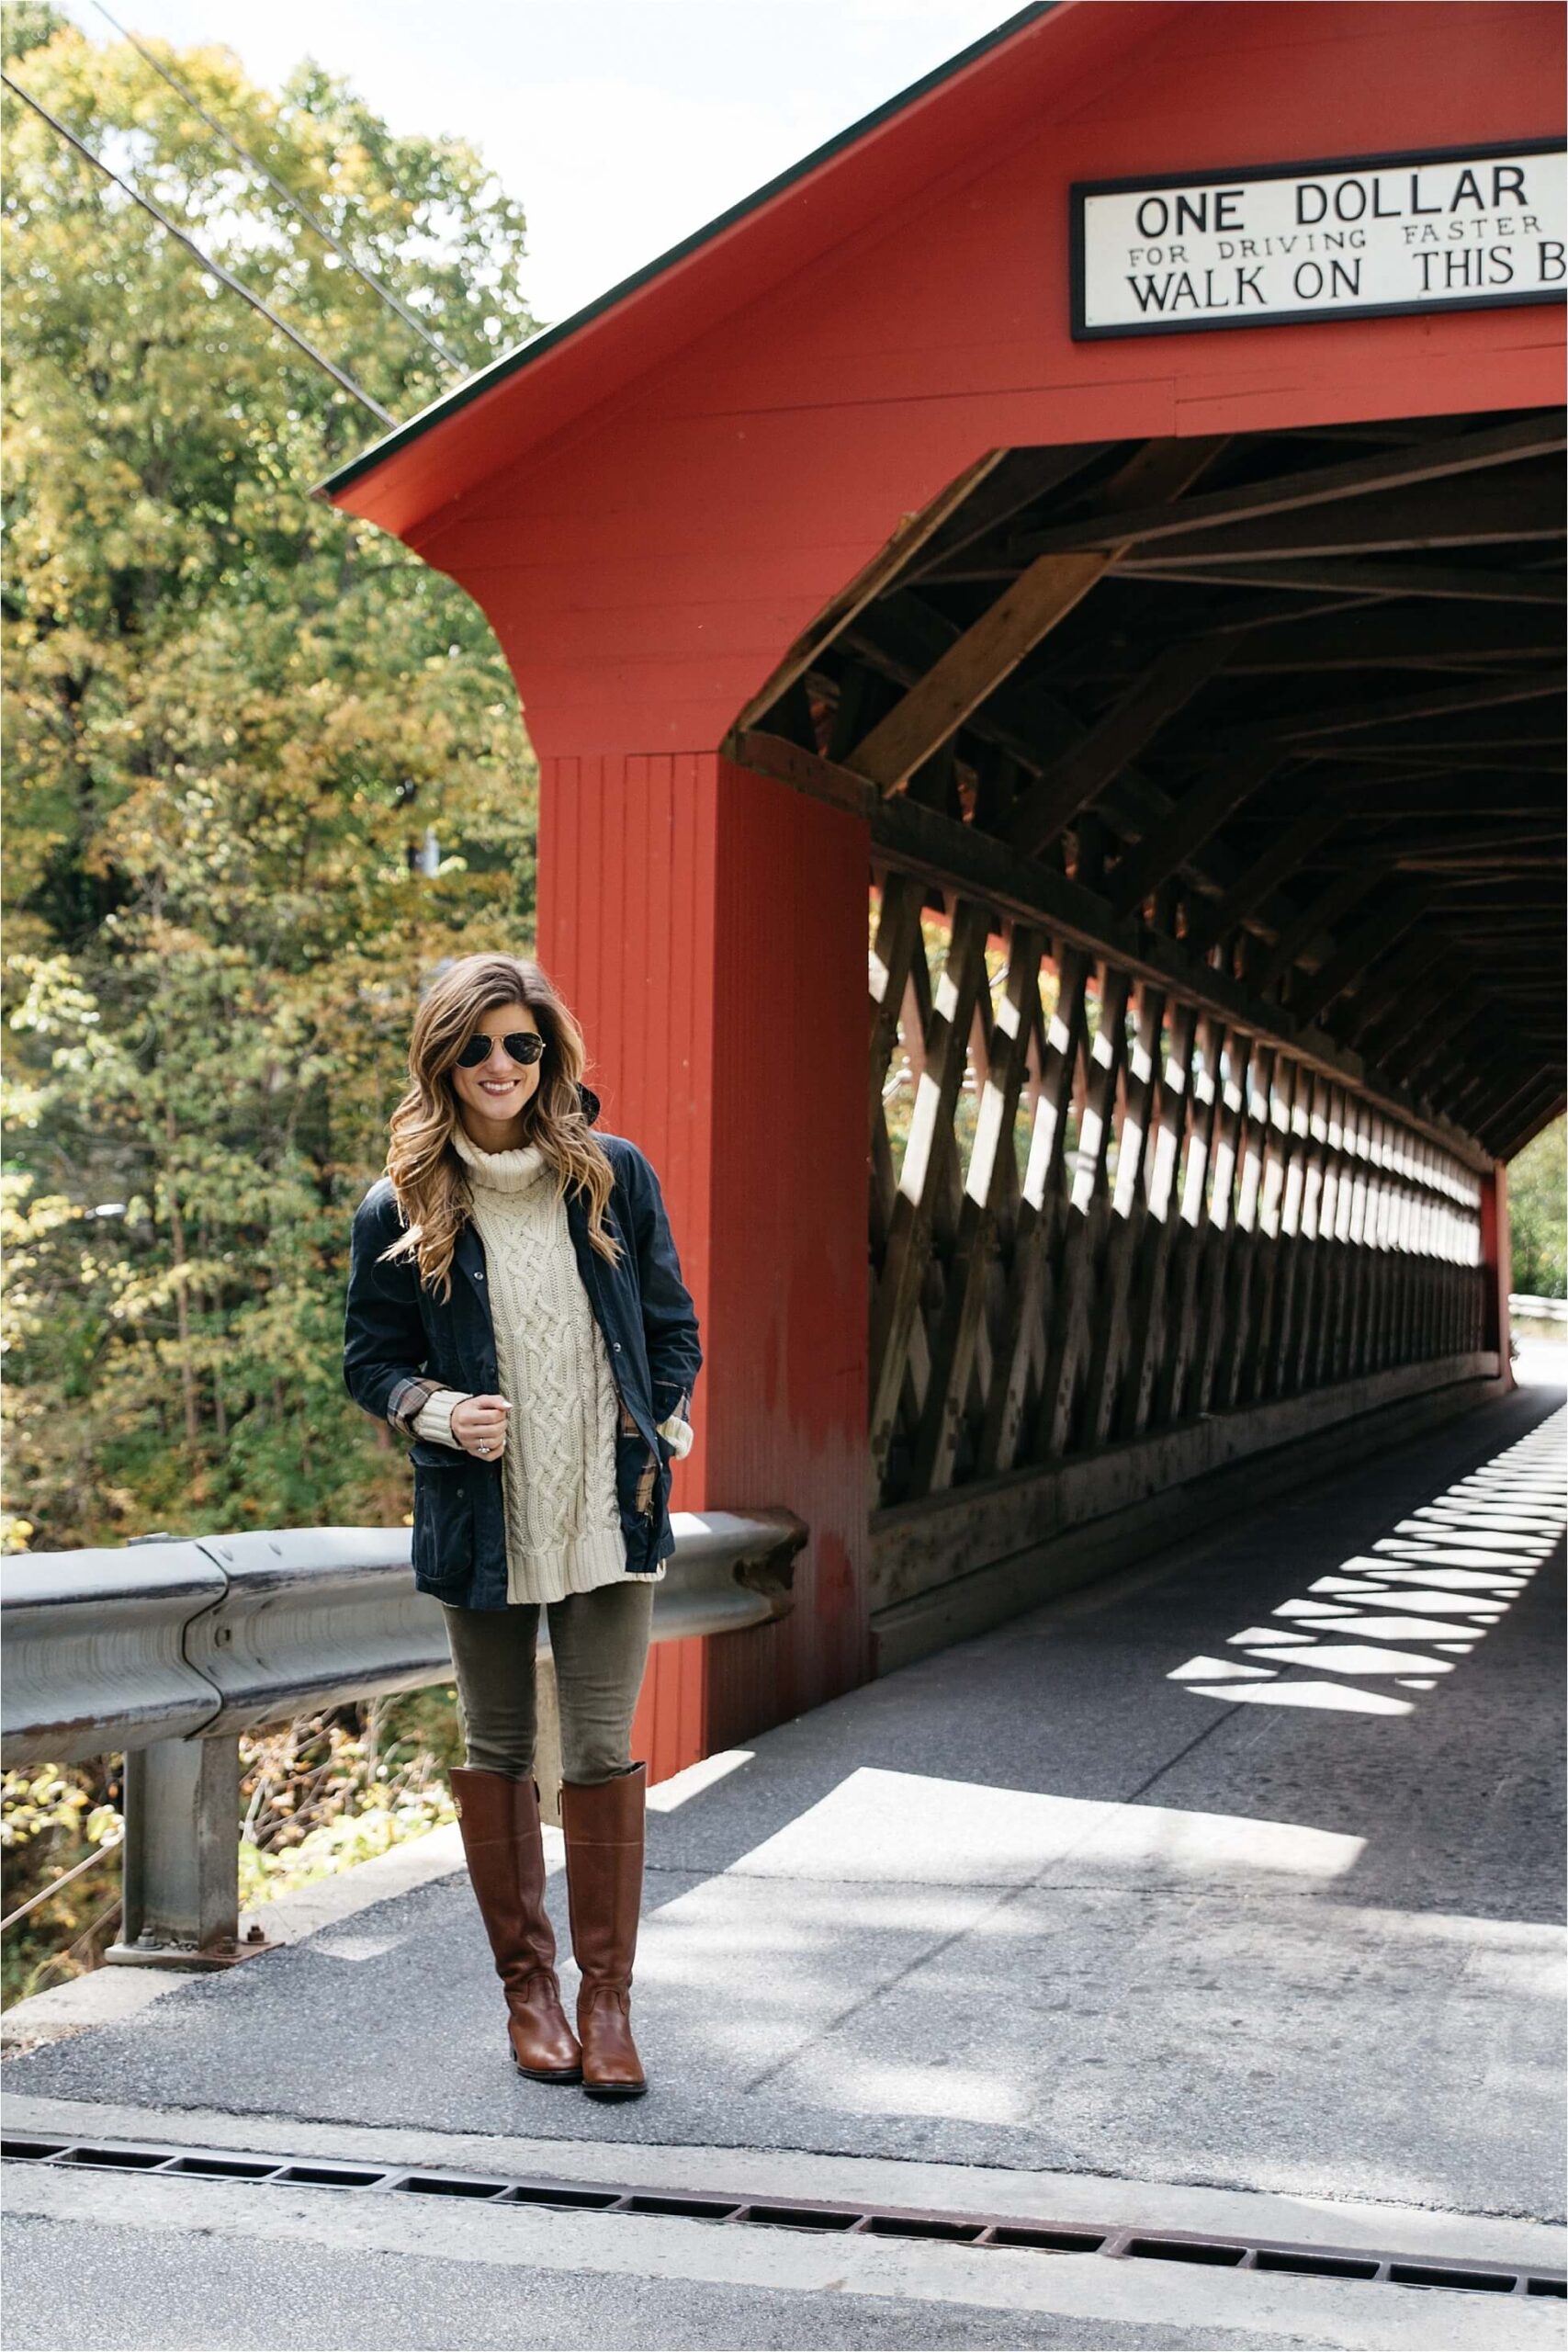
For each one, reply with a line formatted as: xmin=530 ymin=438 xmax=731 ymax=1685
xmin=539 ymin=753 xmax=869 ymax=1770
xmin=1481 ymin=1161 xmax=1514 ymax=1384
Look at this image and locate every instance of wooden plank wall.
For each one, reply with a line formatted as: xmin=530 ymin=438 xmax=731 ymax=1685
xmin=869 ymin=863 xmax=1489 ymax=1559
xmin=537 ymin=752 xmax=871 ymax=1780
xmin=537 ymin=752 xmax=714 ymax=1783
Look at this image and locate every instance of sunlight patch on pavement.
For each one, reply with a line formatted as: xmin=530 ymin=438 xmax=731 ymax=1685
xmin=648 ymin=1748 xmax=756 ymax=1812
xmin=709 ymin=1765 xmax=1364 ymax=1885
xmin=779 ymin=2057 xmax=1034 ymax=2126
xmin=1168 ymin=1410 xmax=1564 ymax=1715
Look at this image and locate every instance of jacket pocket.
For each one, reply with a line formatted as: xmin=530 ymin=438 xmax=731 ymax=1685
xmin=412 ymin=1457 xmax=475 ymax=1590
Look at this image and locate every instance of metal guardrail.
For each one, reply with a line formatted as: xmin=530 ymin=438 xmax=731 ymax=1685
xmin=1510 ymin=1293 xmax=1568 ymax=1323
xmin=1 ymin=1510 xmax=805 ymax=1968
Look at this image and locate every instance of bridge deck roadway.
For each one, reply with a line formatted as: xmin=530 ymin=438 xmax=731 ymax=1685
xmin=4 ymin=1367 xmax=1564 ymax=2346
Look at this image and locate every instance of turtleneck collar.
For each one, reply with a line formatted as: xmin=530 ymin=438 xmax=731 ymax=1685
xmin=450 ymin=1118 xmax=552 ymax=1196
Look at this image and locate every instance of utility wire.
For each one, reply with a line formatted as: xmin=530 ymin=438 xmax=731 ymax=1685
xmin=2 ymin=70 xmax=397 ymax=427
xmin=87 ymin=0 xmax=467 ymax=377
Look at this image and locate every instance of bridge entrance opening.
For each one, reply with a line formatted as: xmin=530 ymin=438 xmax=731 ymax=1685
xmin=728 ymin=409 xmax=1564 ymax=1664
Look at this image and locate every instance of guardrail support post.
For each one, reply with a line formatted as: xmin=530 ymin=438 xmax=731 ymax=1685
xmin=107 ymin=1734 xmax=254 ymax=1970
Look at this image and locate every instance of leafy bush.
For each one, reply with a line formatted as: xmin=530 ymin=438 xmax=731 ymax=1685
xmin=1511 ymin=1117 xmax=1566 ymax=1301
xmin=3 ymin=13 xmax=539 ymax=1553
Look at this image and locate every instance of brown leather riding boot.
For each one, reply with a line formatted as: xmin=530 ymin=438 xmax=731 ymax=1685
xmin=559 ymin=1761 xmax=648 ymax=2099
xmin=449 ymin=1766 xmax=582 ymax=2083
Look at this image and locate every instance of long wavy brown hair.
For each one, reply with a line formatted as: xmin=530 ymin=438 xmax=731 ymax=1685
xmin=378 ymin=954 xmax=623 ymax=1300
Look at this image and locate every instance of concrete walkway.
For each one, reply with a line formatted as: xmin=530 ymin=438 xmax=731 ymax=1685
xmin=5 ymin=1374 xmax=1564 ymax=2346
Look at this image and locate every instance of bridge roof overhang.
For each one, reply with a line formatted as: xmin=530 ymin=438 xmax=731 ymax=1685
xmin=316 ymin=0 xmax=1095 ymax=533
xmin=320 ymin=3 xmax=1564 ymax=1159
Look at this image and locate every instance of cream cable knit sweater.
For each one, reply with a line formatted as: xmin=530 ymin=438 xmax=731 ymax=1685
xmin=411 ymin=1123 xmax=671 ymax=1605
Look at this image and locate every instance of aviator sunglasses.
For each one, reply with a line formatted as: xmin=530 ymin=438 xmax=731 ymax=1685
xmin=454 ymin=1030 xmax=546 ymax=1069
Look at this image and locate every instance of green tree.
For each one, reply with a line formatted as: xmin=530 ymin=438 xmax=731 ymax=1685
xmin=1510 ymin=1116 xmax=1566 ymax=1301
xmin=2 ymin=10 xmax=539 ymax=1547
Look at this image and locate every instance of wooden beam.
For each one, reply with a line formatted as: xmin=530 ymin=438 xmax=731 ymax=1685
xmin=728 ymin=729 xmax=875 ymax=818
xmin=1361 ymin=972 xmax=1472 ymax=1086
xmin=869 ymin=899 xmax=995 ymax=1485
xmin=1329 ymin=775 xmax=1563 ymax=818
xmin=1290 ymin=888 xmax=1433 ymax=1026
xmin=1215 ymin=604 xmax=1565 ymax=674
xmin=868 ymin=866 xmax=930 ymax=1139
xmin=1014 ymin=413 xmax=1566 ymax=558
xmin=904 ymin=445 xmax=1111 ymax=583
xmin=1454 ymin=1043 xmax=1550 ymax=1127
xmin=1248 ymin=866 xmax=1388 ymax=997
xmin=1496 ymin=1087 xmax=1567 ymax=1160
xmin=1392 ymin=998 xmax=1496 ymax=1090
xmin=1393 ymin=837 xmax=1566 ymax=870
xmin=1001 ymin=637 xmax=1229 ymax=856
xmin=1115 ymin=556 xmax=1567 ymax=605
xmin=1269 ymin=673 xmax=1561 ymax=745
xmin=732 ymin=448 xmax=1006 ymax=733
xmin=843 ymin=550 xmax=1108 ymax=794
xmin=1093 ymin=471 xmax=1562 ymax=567
xmin=1107 ymin=748 xmax=1277 ymax=917
xmin=908 ymin=922 xmax=1047 ymax=1493
xmin=1033 ymin=966 xmax=1133 ymax=1461
xmin=933 ymin=435 xmax=1238 ymax=582
xmin=1295 ymin=706 xmax=1563 ymax=758
xmin=975 ymin=943 xmax=1092 ymax=1479
xmin=1463 ymin=1059 xmax=1556 ymax=1144
xmin=1186 ymin=806 xmax=1340 ymax=950
xmin=1082 ymin=979 xmax=1171 ymax=1446
xmin=1089 ymin=435 xmax=1233 ymax=513
xmin=1345 ymin=935 xmax=1450 ymax=1049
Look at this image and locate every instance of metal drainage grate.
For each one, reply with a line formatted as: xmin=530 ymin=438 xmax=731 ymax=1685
xmin=4 ymin=2135 xmax=1563 ymax=2300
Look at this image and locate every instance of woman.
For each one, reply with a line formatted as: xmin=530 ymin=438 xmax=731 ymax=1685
xmin=343 ymin=952 xmax=701 ymax=2100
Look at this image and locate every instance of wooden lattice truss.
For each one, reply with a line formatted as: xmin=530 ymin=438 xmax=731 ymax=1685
xmin=867 ymin=871 xmax=1485 ymax=1508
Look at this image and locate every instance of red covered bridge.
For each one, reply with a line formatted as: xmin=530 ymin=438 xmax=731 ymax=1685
xmin=321 ymin=1 xmax=1565 ymax=1785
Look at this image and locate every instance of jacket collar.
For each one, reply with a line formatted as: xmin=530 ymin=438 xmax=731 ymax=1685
xmin=450 ymin=1079 xmax=598 ymax=1292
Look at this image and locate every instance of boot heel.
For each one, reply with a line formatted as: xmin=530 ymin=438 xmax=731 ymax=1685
xmin=514 ymin=2054 xmax=584 ymax=2084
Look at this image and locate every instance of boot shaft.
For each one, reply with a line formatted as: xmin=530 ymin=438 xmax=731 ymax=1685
xmin=559 ymin=1761 xmax=646 ymax=1993
xmin=450 ymin=1765 xmax=558 ymax=1984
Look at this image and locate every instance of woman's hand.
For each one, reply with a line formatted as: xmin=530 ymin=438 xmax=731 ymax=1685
xmin=449 ymin=1394 xmax=512 ymax=1459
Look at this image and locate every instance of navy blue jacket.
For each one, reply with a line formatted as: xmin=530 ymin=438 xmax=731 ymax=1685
xmin=343 ymin=1084 xmax=702 ymax=1608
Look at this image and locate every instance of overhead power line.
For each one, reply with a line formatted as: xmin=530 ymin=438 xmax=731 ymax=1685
xmin=88 ymin=0 xmax=467 ymax=377
xmin=2 ymin=70 xmax=397 ymax=428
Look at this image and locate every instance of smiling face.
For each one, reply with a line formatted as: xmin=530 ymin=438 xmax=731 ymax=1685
xmin=449 ymin=999 xmax=544 ymax=1152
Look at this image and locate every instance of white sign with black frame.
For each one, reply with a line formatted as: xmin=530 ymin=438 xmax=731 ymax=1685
xmin=1072 ymin=142 xmax=1566 ymax=339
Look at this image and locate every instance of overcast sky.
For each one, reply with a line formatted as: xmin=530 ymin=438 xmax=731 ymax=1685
xmin=57 ymin=0 xmax=1021 ymax=328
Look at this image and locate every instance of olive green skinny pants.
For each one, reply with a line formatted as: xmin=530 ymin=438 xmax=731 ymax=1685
xmin=442 ymin=1579 xmax=654 ymax=1787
